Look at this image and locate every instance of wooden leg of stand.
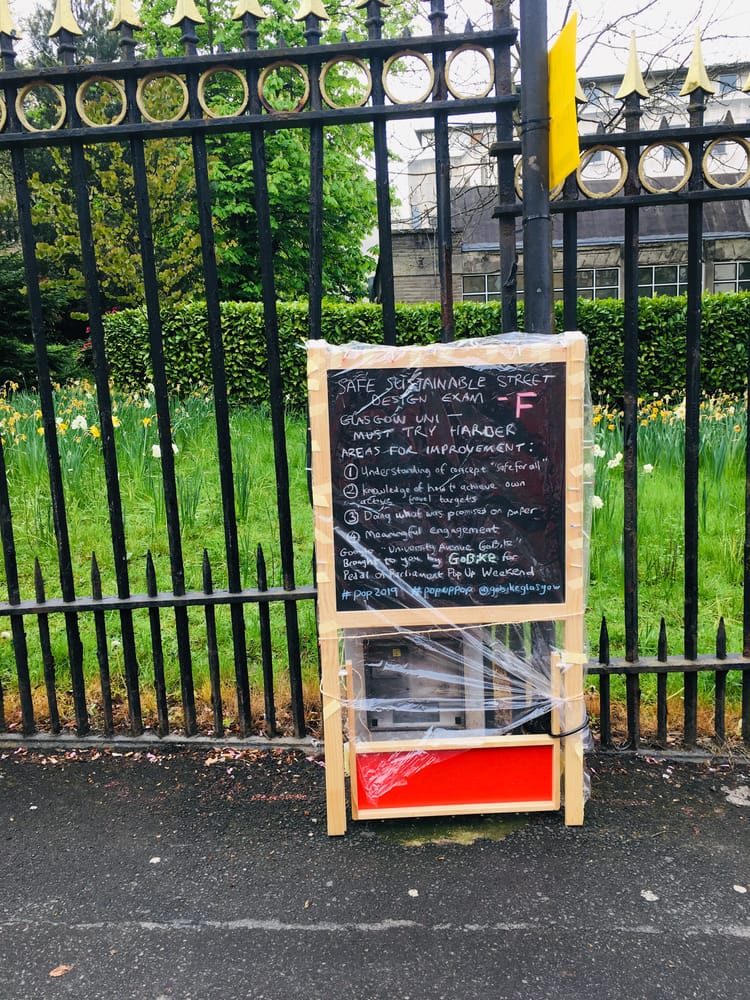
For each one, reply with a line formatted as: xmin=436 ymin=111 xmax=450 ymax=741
xmin=563 ymin=658 xmax=585 ymax=826
xmin=550 ymin=652 xmax=563 ymax=812
xmin=321 ymin=633 xmax=347 ymax=836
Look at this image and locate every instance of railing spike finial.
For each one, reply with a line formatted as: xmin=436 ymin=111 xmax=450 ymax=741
xmin=49 ymin=0 xmax=83 ymax=37
xmin=575 ymin=76 xmax=587 ymax=103
xmin=294 ymin=0 xmax=330 ymax=21
xmin=109 ymin=0 xmax=143 ymax=31
xmin=679 ymin=27 xmax=716 ymax=96
xmin=615 ymin=32 xmax=649 ymax=99
xmin=231 ymin=0 xmax=267 ymax=19
xmin=352 ymin=0 xmax=391 ymax=8
xmin=742 ymin=71 xmax=750 ymax=94
xmin=169 ymin=0 xmax=206 ymax=27
xmin=0 ymin=0 xmax=18 ymax=38
xmin=657 ymin=617 xmax=668 ymax=662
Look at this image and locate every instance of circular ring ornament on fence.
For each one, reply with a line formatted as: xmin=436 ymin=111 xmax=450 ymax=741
xmin=15 ymin=81 xmax=67 ymax=132
xmin=197 ymin=66 xmax=249 ymax=119
xmin=258 ymin=61 xmax=311 ymax=113
xmin=75 ymin=76 xmax=127 ymax=128
xmin=514 ymin=157 xmax=565 ymax=201
xmin=702 ymin=136 xmax=750 ymax=190
xmin=136 ymin=72 xmax=190 ymax=123
xmin=638 ymin=141 xmax=692 ymax=194
xmin=382 ymin=50 xmax=435 ymax=105
xmin=444 ymin=45 xmax=494 ymax=100
xmin=319 ymin=56 xmax=372 ymax=110
xmin=576 ymin=144 xmax=628 ymax=198
xmin=0 ymin=96 xmax=6 ymax=132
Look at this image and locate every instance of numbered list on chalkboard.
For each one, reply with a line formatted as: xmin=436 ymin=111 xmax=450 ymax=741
xmin=327 ymin=363 xmax=567 ymax=613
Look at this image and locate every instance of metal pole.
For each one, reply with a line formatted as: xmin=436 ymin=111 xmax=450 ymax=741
xmin=519 ymin=0 xmax=553 ymax=333
xmin=493 ymin=0 xmax=519 ymax=332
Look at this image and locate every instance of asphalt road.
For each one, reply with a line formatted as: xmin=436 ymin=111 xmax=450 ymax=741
xmin=0 ymin=745 xmax=748 ymax=1000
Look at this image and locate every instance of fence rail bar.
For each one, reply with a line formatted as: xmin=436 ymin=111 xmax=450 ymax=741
xmin=490 ymin=121 xmax=750 ymax=156
xmin=590 ymin=656 xmax=750 ymax=674
xmin=493 ymin=185 xmax=750 ymax=220
xmin=0 ymin=586 xmax=317 ymax=618
xmin=0 ymin=97 xmax=520 ymax=151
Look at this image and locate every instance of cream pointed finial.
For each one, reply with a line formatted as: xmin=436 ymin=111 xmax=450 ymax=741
xmin=109 ymin=0 xmax=143 ymax=30
xmin=49 ymin=0 xmax=83 ymax=37
xmin=294 ymin=0 xmax=330 ymax=20
xmin=575 ymin=77 xmax=587 ymax=103
xmin=0 ymin=0 xmax=18 ymax=37
xmin=232 ymin=0 xmax=267 ymax=18
xmin=679 ymin=27 xmax=716 ymax=95
xmin=169 ymin=0 xmax=206 ymax=26
xmin=353 ymin=0 xmax=390 ymax=7
xmin=742 ymin=73 xmax=750 ymax=94
xmin=615 ymin=33 xmax=649 ymax=99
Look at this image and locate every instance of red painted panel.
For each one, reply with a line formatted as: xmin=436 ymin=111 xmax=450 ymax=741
xmin=355 ymin=745 xmax=555 ymax=811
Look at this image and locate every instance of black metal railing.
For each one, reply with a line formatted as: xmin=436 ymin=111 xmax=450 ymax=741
xmin=0 ymin=1 xmax=518 ymax=741
xmin=492 ymin=34 xmax=750 ymax=750
xmin=1 ymin=0 xmax=749 ymax=751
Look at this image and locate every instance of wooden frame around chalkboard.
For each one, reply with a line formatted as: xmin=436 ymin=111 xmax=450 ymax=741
xmin=307 ymin=334 xmax=588 ymax=835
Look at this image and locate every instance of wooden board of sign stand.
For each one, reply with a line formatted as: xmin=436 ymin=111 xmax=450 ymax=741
xmin=307 ymin=334 xmax=587 ymax=835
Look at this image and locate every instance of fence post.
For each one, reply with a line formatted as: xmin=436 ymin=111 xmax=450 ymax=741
xmin=519 ymin=0 xmax=552 ymax=333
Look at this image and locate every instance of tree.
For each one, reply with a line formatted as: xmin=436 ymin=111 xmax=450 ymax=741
xmin=134 ymin=0 xmax=418 ymax=58
xmin=19 ymin=1 xmax=121 ymax=66
xmin=0 ymin=152 xmax=19 ymax=247
xmin=20 ymin=0 xmax=395 ymax=306
xmin=0 ymin=247 xmax=83 ymax=387
xmin=29 ymin=138 xmax=205 ymax=308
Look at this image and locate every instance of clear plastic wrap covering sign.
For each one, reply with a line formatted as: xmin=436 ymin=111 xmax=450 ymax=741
xmin=307 ymin=334 xmax=591 ymax=834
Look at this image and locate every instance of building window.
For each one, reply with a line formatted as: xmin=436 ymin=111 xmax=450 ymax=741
xmin=515 ymin=267 xmax=621 ymax=301
xmin=462 ymin=273 xmax=502 ymax=302
xmin=576 ymin=267 xmax=620 ymax=299
xmin=638 ymin=264 xmax=688 ymax=297
xmin=714 ymin=261 xmax=750 ymax=293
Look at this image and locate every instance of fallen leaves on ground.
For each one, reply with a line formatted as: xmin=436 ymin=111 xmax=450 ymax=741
xmin=48 ymin=965 xmax=73 ymax=978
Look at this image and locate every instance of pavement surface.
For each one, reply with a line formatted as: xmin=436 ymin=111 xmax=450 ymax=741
xmin=0 ymin=742 xmax=748 ymax=1000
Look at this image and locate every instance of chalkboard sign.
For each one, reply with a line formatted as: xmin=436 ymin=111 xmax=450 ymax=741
xmin=326 ymin=362 xmax=566 ymax=612
xmin=308 ymin=335 xmax=587 ymax=628
xmin=307 ymin=336 xmax=589 ymax=834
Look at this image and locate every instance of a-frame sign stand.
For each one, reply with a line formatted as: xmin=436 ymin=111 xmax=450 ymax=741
xmin=308 ymin=333 xmax=588 ymax=835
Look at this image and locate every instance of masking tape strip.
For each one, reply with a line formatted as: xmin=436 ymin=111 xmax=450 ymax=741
xmin=560 ymin=653 xmax=588 ymax=666
xmin=323 ymin=699 xmax=342 ymax=721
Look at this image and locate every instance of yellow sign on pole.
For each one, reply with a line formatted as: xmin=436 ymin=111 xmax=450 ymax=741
xmin=548 ymin=14 xmax=580 ymax=189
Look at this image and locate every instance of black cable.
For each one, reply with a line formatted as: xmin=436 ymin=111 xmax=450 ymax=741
xmin=550 ymin=715 xmax=589 ymax=739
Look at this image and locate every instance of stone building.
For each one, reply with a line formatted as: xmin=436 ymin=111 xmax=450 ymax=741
xmin=383 ymin=61 xmax=750 ymax=305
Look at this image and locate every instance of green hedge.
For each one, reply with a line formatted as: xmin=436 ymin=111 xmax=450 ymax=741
xmin=103 ymin=294 xmax=750 ymax=407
